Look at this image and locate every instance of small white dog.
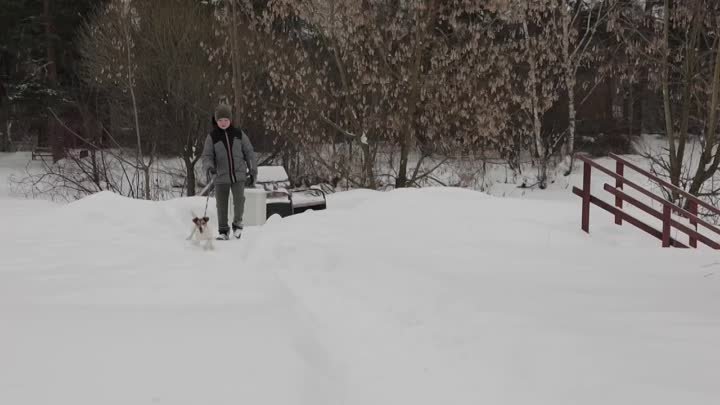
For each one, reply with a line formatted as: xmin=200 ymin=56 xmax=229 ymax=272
xmin=187 ymin=213 xmax=214 ymax=251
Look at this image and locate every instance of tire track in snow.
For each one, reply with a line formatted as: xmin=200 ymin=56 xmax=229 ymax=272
xmin=215 ymin=221 xmax=347 ymax=405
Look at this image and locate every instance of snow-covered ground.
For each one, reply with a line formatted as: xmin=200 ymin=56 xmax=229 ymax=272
xmin=1 ymin=151 xmax=719 ymax=405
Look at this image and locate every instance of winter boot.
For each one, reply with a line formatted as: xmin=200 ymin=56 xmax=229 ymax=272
xmin=232 ymin=225 xmax=242 ymax=239
xmin=216 ymin=231 xmax=229 ymax=241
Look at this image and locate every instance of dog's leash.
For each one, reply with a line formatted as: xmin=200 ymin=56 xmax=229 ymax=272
xmin=202 ymin=175 xmax=216 ymax=218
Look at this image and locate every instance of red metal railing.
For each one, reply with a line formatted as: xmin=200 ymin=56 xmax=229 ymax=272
xmin=572 ymin=153 xmax=720 ymax=249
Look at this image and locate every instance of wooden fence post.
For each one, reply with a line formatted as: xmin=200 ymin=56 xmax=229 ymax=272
xmin=688 ymin=200 xmax=698 ymax=248
xmin=582 ymin=161 xmax=591 ymax=233
xmin=615 ymin=161 xmax=624 ymax=225
xmin=662 ymin=205 xmax=671 ymax=247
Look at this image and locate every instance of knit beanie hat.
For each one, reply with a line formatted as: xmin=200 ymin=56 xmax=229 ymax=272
xmin=214 ymin=103 xmax=232 ymax=121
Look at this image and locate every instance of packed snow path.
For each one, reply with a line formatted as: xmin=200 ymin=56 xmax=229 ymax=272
xmin=2 ymin=187 xmax=719 ymax=405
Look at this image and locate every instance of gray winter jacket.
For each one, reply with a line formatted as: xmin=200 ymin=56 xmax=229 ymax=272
xmin=202 ymin=121 xmax=257 ymax=185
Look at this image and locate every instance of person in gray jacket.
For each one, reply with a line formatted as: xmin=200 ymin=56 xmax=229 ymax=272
xmin=202 ymin=103 xmax=258 ymax=240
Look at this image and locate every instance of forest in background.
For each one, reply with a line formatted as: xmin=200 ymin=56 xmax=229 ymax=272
xmin=2 ymin=0 xmax=719 ymax=206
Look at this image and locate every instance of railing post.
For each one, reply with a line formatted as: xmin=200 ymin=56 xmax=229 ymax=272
xmin=662 ymin=204 xmax=671 ymax=247
xmin=615 ymin=160 xmax=624 ymax=225
xmin=582 ymin=161 xmax=591 ymax=233
xmin=688 ymin=199 xmax=698 ymax=248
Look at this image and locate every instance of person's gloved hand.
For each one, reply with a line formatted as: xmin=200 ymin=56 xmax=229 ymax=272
xmin=247 ymin=173 xmax=256 ymax=188
xmin=207 ymin=167 xmax=217 ymax=182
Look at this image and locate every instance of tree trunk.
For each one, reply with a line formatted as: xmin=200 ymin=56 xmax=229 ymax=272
xmin=361 ymin=140 xmax=374 ymax=189
xmin=187 ymin=163 xmax=196 ymax=197
xmin=144 ymin=165 xmax=151 ymax=200
xmin=129 ymin=71 xmax=147 ymax=199
xmin=660 ymin=0 xmax=681 ymax=199
xmin=229 ymin=0 xmax=242 ymax=119
xmin=688 ymin=30 xmax=720 ymax=196
xmin=523 ymin=20 xmax=548 ymax=189
xmin=122 ymin=15 xmax=148 ymax=200
xmin=0 ymin=94 xmax=9 ymax=152
xmin=44 ymin=0 xmax=62 ymax=162
xmin=80 ymin=103 xmax=101 ymax=186
xmin=561 ymin=3 xmax=576 ymax=165
xmin=673 ymin=1 xmax=702 ymax=194
xmin=566 ymin=73 xmax=577 ymax=159
xmin=628 ymin=84 xmax=634 ymax=138
xmin=184 ymin=150 xmax=196 ymax=197
xmin=397 ymin=0 xmax=436 ymax=188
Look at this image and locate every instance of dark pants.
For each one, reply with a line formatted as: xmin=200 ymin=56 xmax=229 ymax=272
xmin=215 ymin=182 xmax=245 ymax=233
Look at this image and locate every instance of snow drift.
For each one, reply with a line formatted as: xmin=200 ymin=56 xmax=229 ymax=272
xmin=1 ymin=187 xmax=719 ymax=405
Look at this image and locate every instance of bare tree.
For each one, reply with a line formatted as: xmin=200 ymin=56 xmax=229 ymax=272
xmin=43 ymin=0 xmax=63 ymax=162
xmin=78 ymin=0 xmax=153 ymax=199
xmin=612 ymin=0 xmax=720 ymax=203
xmin=559 ymin=0 xmax=617 ymax=173
xmin=137 ymin=0 xmax=228 ymax=196
xmin=10 ymin=105 xmax=151 ymax=201
xmin=494 ymin=0 xmax=566 ymax=189
xmin=263 ymin=0 xmax=518 ymax=188
xmin=78 ymin=0 xmax=228 ymax=197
